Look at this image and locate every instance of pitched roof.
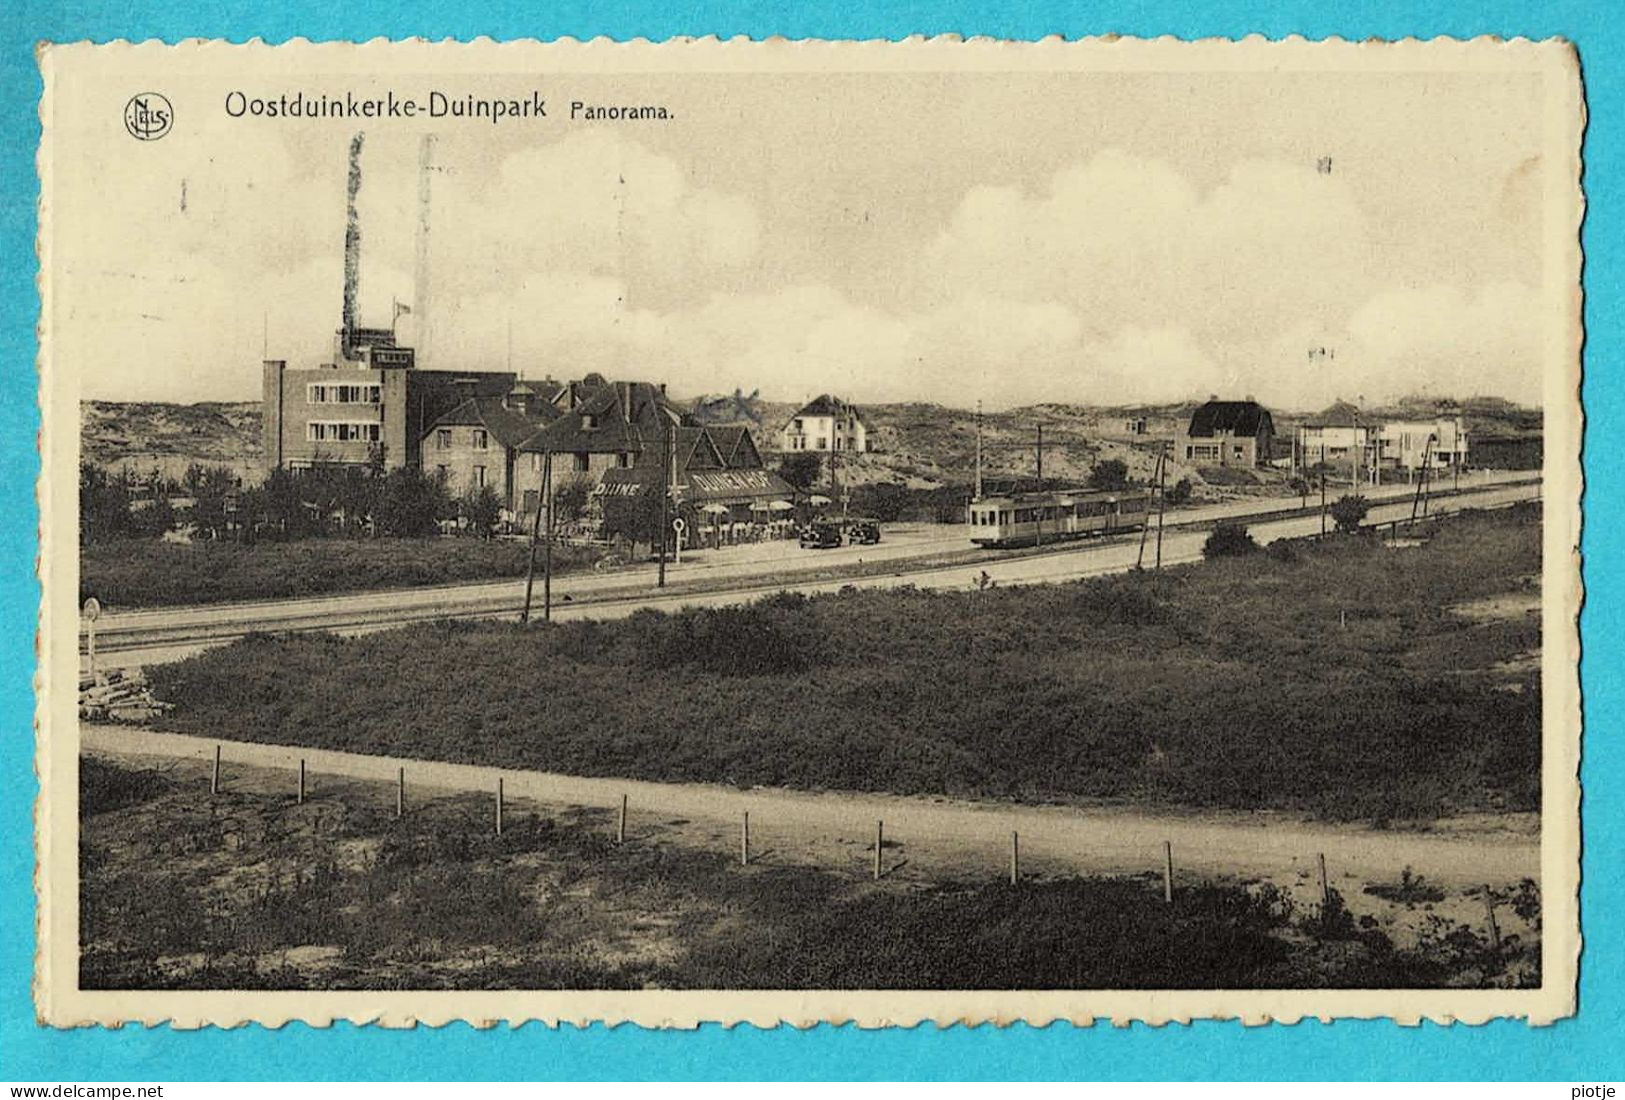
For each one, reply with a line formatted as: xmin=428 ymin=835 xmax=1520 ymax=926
xmin=791 ymin=394 xmax=865 ymax=423
xmin=425 ymin=396 xmax=552 ymax=448
xmin=705 ymin=426 xmax=765 ymax=469
xmin=1186 ymin=400 xmax=1274 ymax=438
xmin=518 ymin=379 xmax=683 ymax=454
xmin=1304 ymin=400 xmax=1363 ymax=429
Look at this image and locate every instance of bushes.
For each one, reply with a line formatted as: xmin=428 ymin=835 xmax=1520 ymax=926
xmin=1330 ymin=494 xmax=1371 ymax=534
xmin=1202 ymin=522 xmax=1257 ymax=559
xmin=149 ymin=507 xmax=1543 ymax=819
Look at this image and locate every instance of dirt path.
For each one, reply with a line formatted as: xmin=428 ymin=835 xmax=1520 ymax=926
xmin=82 ymin=726 xmax=1538 ymax=904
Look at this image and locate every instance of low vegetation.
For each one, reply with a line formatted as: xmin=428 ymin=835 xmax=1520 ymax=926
xmin=79 ymin=758 xmax=1538 ymax=990
xmin=82 ymin=538 xmax=602 ymax=608
xmin=148 ymin=505 xmax=1542 ymax=822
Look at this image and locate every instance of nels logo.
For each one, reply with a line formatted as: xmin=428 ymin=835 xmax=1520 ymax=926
xmin=123 ymin=92 xmax=173 ymax=141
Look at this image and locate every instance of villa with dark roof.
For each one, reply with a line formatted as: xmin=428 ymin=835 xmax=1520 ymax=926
xmin=778 ymin=394 xmax=868 ymax=454
xmin=1176 ymin=398 xmax=1276 ymax=468
xmin=422 ymin=395 xmax=558 ymax=513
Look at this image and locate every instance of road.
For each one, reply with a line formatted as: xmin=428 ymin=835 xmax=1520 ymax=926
xmin=86 ymin=472 xmax=1540 ymax=668
xmin=82 ymin=725 xmax=1539 ymax=902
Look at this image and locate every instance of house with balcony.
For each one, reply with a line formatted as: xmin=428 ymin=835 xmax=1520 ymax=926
xmin=778 ymin=395 xmax=869 ymax=454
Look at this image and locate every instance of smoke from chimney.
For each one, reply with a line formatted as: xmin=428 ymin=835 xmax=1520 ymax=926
xmin=341 ymin=132 xmax=365 ymax=359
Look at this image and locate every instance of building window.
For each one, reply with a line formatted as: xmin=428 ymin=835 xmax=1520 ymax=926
xmin=816 ymin=437 xmax=827 ymax=450
xmin=574 ymin=453 xmax=590 ymax=472
xmin=435 ymin=464 xmax=449 ymax=480
xmin=616 ymin=452 xmax=631 ymax=468
xmin=531 ymin=453 xmax=543 ymax=473
xmin=306 ymin=421 xmax=381 ymax=443
xmin=472 ymin=465 xmax=487 ymax=488
xmin=472 ymin=429 xmax=489 ymax=451
xmin=307 ymin=383 xmax=381 ymax=404
xmin=582 ymin=414 xmax=598 ymax=430
xmin=436 ymin=429 xmax=451 ymax=450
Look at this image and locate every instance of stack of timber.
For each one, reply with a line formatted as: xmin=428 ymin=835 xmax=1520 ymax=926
xmin=78 ymin=667 xmax=171 ymax=723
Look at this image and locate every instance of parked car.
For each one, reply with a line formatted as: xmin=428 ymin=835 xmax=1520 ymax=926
xmin=847 ymin=519 xmax=882 ymax=545
xmin=799 ymin=521 xmax=844 ymax=549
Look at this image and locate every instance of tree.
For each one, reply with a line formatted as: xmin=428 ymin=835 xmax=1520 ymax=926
xmin=1330 ymin=494 xmax=1371 ymax=534
xmin=1166 ymin=477 xmax=1193 ymax=506
xmin=777 ymin=452 xmax=823 ymax=495
xmin=377 ymin=467 xmax=448 ymax=537
xmin=601 ymin=488 xmax=667 ymax=550
xmin=79 ymin=462 xmax=132 ymax=544
xmin=1088 ymin=458 xmax=1130 ymax=492
xmin=462 ymin=484 xmax=503 ymax=538
xmin=1202 ymin=521 xmax=1257 ymax=559
xmin=181 ymin=463 xmax=239 ymax=540
xmin=551 ymin=475 xmax=593 ymax=527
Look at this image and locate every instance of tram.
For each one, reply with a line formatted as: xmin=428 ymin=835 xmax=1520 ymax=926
xmin=966 ymin=489 xmax=1151 ymax=548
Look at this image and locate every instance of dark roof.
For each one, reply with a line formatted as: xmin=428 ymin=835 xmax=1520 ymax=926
xmin=792 ymin=393 xmax=865 ymax=422
xmin=425 ymin=396 xmax=552 ymax=448
xmin=519 ymin=379 xmax=683 ymax=454
xmin=1186 ymin=400 xmax=1274 ymax=438
xmin=1304 ymin=401 xmax=1363 ymax=429
xmin=633 ymin=426 xmax=724 ymax=472
xmin=704 ymin=426 xmax=765 ymax=469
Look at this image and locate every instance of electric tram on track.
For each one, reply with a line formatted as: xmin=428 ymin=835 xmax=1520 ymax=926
xmin=966 ymin=489 xmax=1152 ymax=548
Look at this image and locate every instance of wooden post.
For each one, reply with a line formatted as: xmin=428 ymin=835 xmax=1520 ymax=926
xmin=1163 ymin=840 xmax=1174 ymax=903
xmin=1318 ymin=852 xmax=1330 ymax=909
xmin=617 ymin=794 xmax=628 ymax=844
xmin=495 ymin=777 xmax=504 ymax=836
xmin=1010 ymin=831 xmax=1020 ymax=886
xmin=210 ymin=745 xmax=221 ymax=794
xmin=297 ymin=758 xmax=306 ymax=805
xmin=396 ymin=766 xmax=404 ymax=818
xmin=542 ymin=449 xmax=553 ymax=623
xmin=740 ymin=811 xmax=750 ymax=867
xmin=874 ymin=820 xmax=884 ymax=881
xmin=1484 ymin=887 xmax=1502 ymax=952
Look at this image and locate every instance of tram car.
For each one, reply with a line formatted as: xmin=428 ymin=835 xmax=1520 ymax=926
xmin=967 ymin=489 xmax=1151 ymax=548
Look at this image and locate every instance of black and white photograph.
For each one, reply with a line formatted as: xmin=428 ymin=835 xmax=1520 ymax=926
xmin=37 ymin=37 xmax=1582 ymax=1027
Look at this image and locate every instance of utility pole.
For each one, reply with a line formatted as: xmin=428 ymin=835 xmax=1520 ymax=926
xmin=1409 ymin=436 xmax=1432 ymax=529
xmin=542 ymin=449 xmax=553 ymax=621
xmin=1155 ymin=439 xmax=1168 ymax=570
xmin=1035 ymin=424 xmax=1044 ymax=487
xmin=1137 ymin=445 xmax=1161 ymax=570
xmin=520 ymin=451 xmax=548 ymax=624
xmin=658 ymin=422 xmax=671 ymax=587
xmin=974 ymin=401 xmax=984 ymax=502
xmin=1319 ymin=447 xmax=1328 ymax=536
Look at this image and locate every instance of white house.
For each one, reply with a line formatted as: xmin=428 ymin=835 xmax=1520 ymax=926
xmin=778 ymin=394 xmax=869 ymax=453
xmin=1377 ymin=416 xmax=1469 ymax=473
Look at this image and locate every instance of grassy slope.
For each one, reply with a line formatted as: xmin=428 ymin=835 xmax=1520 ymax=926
xmin=79 ymin=758 xmax=1532 ymax=990
xmin=147 ymin=505 xmax=1542 ymax=821
xmin=81 ymin=538 xmax=603 ymax=608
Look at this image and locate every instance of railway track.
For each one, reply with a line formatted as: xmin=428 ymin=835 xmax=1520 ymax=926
xmin=84 ymin=478 xmax=1543 ymax=665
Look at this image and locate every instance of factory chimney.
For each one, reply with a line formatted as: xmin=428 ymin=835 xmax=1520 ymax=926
xmin=340 ymin=132 xmax=366 ymax=360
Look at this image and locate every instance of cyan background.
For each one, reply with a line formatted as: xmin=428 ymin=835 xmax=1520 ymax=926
xmin=2 ymin=1 xmax=1617 ymax=1081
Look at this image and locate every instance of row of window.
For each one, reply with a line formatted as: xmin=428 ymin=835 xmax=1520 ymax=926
xmin=306 ymin=421 xmax=381 ymax=443
xmin=435 ymin=464 xmax=488 ymax=488
xmin=307 ymin=383 xmax=381 ymax=405
xmin=436 ymin=428 xmax=489 ymax=451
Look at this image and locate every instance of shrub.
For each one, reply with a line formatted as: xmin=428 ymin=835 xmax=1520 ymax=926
xmin=1165 ymin=477 xmax=1193 ymax=506
xmin=1330 ymin=494 xmax=1371 ymax=534
xmin=1088 ymin=459 xmax=1131 ymax=492
xmin=1202 ymin=522 xmax=1257 ymax=559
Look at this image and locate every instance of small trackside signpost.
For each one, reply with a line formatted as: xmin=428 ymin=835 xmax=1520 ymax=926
xmin=82 ymin=597 xmax=101 ymax=682
xmin=672 ymin=516 xmax=686 ymax=566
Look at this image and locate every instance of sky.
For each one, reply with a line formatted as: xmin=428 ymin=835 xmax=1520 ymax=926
xmin=50 ymin=66 xmax=1555 ymax=410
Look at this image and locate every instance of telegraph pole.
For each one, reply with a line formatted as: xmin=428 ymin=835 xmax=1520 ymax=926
xmin=520 ymin=451 xmax=548 ymax=624
xmin=1155 ymin=439 xmax=1168 ymax=569
xmin=974 ymin=401 xmax=984 ymax=502
xmin=1035 ymin=424 xmax=1044 ymax=487
xmin=658 ymin=423 xmax=671 ymax=588
xmin=542 ymin=449 xmax=553 ymax=621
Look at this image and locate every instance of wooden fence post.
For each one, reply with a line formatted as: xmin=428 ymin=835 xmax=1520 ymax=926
xmin=396 ymin=767 xmax=404 ymax=818
xmin=617 ymin=794 xmax=628 ymax=844
xmin=741 ymin=811 xmax=750 ymax=867
xmin=1010 ymin=831 xmax=1020 ymax=886
xmin=297 ymin=759 xmax=306 ymax=805
xmin=210 ymin=745 xmax=221 ymax=795
xmin=1163 ymin=840 xmax=1174 ymax=903
xmin=1484 ymin=887 xmax=1502 ymax=952
xmin=1318 ymin=852 xmax=1331 ymax=909
xmin=874 ymin=820 xmax=884 ymax=881
xmin=495 ymin=777 xmax=504 ymax=836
